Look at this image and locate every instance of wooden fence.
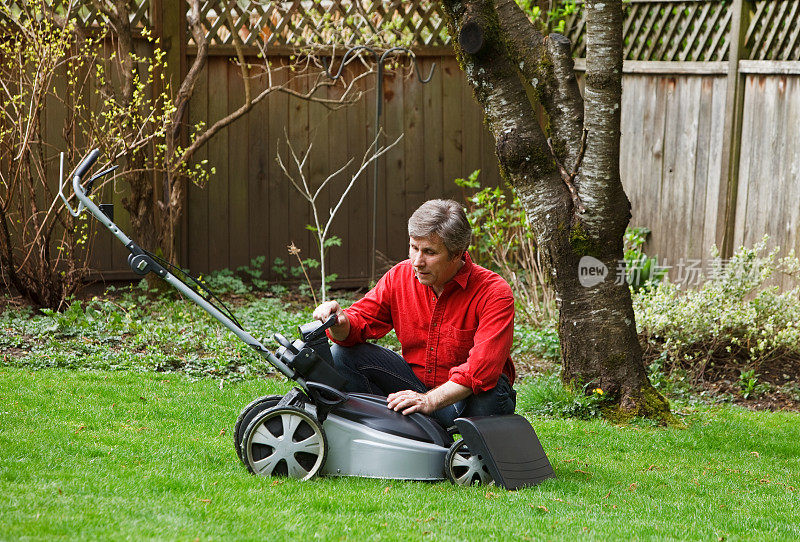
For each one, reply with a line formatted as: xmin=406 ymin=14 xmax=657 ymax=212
xmin=175 ymin=52 xmax=500 ymax=285
xmin=4 ymin=0 xmax=800 ymax=289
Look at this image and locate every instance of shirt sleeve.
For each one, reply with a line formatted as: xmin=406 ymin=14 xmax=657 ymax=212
xmin=328 ymin=267 xmax=395 ymax=346
xmin=448 ymin=293 xmax=515 ymax=393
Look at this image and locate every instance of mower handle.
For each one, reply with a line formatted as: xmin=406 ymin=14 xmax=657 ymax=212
xmin=75 ymin=148 xmax=100 ymax=180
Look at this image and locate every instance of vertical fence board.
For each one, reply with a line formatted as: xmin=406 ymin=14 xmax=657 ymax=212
xmin=775 ymin=75 xmax=796 ymax=290
xmin=266 ymin=58 xmax=290 ymax=278
xmin=228 ymin=61 xmax=250 ymax=269
xmin=764 ymin=76 xmax=786 ymax=254
xmin=702 ymin=76 xmax=728 ymax=257
xmin=346 ymin=64 xmax=369 ymax=279
xmin=374 ymin=70 xmax=388 ymax=268
xmin=479 ymin=112 xmax=501 ymax=193
xmin=404 ymin=66 xmax=426 ymax=225
xmin=647 ymin=76 xmax=668 ymax=246
xmin=652 ymin=77 xmax=681 ymax=257
xmin=688 ymin=77 xmax=711 ymax=261
xmin=325 ymin=71 xmax=352 ymax=283
xmin=461 ymin=77 xmax=483 ymax=186
xmin=423 ymin=58 xmax=444 ymax=200
xmin=207 ymin=58 xmax=230 ymax=271
xmin=785 ymin=76 xmax=800 ymax=289
xmin=383 ymin=69 xmax=407 ymax=263
xmin=689 ymin=76 xmax=711 ymax=262
xmin=187 ymin=58 xmax=209 ymax=272
xmin=786 ymin=77 xmax=800 ymax=247
xmin=247 ymin=68 xmax=270 ymax=267
xmin=620 ymin=75 xmax=645 ymax=229
xmin=442 ymin=60 xmax=464 ymax=199
xmin=677 ymin=76 xmax=701 ymax=263
xmin=287 ymin=73 xmax=312 ymax=276
xmin=308 ymin=77 xmax=331 ymax=281
xmin=743 ymin=76 xmax=768 ymax=249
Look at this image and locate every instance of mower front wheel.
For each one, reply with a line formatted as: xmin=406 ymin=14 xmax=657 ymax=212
xmin=445 ymin=438 xmax=492 ymax=486
xmin=243 ymin=406 xmax=327 ymax=480
xmin=234 ymin=394 xmax=284 ymax=464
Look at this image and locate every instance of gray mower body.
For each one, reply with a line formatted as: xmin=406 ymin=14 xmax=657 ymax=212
xmin=314 ymin=395 xmax=450 ymax=480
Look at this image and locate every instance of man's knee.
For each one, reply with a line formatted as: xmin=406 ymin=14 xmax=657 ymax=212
xmin=331 ymin=342 xmax=376 ymax=368
xmin=463 ymin=375 xmax=516 ymax=417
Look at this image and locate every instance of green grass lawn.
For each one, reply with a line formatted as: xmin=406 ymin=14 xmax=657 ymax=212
xmin=2 ymin=368 xmax=798 ymax=541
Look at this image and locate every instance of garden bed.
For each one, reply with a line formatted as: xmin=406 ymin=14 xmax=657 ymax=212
xmin=701 ymin=352 xmax=800 ymax=412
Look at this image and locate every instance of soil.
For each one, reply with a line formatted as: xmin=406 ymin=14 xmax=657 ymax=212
xmin=702 ymin=353 xmax=800 ymax=411
xmin=515 ymin=350 xmax=800 ymax=412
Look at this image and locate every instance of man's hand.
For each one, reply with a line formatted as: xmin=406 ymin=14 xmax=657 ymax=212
xmin=386 ymin=390 xmax=435 ymax=415
xmin=387 ymin=381 xmax=472 ymax=416
xmin=312 ymin=300 xmax=350 ymax=341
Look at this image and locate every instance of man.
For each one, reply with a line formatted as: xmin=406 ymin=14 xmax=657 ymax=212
xmin=312 ymin=199 xmax=516 ymax=428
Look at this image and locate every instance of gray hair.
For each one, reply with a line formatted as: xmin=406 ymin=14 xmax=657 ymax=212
xmin=407 ymin=199 xmax=471 ymax=258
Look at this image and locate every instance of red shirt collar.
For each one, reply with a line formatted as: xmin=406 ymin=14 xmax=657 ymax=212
xmin=450 ymin=252 xmax=474 ymax=290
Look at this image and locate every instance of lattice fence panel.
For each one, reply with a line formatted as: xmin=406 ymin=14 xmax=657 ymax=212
xmin=744 ymin=0 xmax=800 ymax=60
xmin=565 ymin=0 xmax=733 ymax=61
xmin=0 ymin=0 xmax=150 ymax=29
xmin=192 ymin=0 xmax=451 ymax=48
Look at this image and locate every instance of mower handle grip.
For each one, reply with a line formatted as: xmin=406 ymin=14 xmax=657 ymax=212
xmin=323 ymin=313 xmax=337 ymax=329
xmin=74 ymin=149 xmax=100 ymax=180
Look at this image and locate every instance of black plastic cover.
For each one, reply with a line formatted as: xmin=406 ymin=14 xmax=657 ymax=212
xmin=332 ymin=393 xmax=451 ymax=447
xmin=282 ymin=347 xmax=347 ymax=391
xmin=99 ymin=203 xmax=114 ymax=222
xmin=455 ymin=414 xmax=555 ymax=490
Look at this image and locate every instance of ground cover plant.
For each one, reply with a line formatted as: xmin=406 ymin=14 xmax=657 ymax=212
xmin=0 ymin=282 xmax=561 ymax=382
xmin=1 ymin=368 xmax=798 ymax=540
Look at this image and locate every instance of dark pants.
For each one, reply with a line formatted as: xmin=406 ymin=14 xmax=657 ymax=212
xmin=330 ymin=342 xmax=516 ymax=428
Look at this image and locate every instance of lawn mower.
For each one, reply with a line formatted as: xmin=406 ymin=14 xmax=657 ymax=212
xmin=63 ymin=150 xmax=555 ymax=490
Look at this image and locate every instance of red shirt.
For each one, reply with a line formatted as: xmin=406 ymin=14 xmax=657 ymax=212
xmin=331 ymin=253 xmax=515 ymax=393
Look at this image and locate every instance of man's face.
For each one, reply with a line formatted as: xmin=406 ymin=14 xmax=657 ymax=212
xmin=409 ymin=236 xmax=462 ymax=292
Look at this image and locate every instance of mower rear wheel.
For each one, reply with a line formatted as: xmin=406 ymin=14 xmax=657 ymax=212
xmin=445 ymin=438 xmax=492 ymax=486
xmin=243 ymin=406 xmax=327 ymax=480
xmin=234 ymin=394 xmax=283 ymax=464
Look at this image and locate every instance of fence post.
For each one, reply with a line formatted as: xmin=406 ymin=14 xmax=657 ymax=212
xmin=152 ymin=0 xmax=188 ymax=261
xmin=717 ymin=0 xmax=753 ymax=258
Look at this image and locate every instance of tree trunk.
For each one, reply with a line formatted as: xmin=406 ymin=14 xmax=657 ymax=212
xmin=441 ymin=0 xmax=675 ymax=422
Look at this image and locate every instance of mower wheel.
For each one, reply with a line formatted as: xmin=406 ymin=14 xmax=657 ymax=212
xmin=234 ymin=395 xmax=283 ymax=464
xmin=243 ymin=406 xmax=327 ymax=480
xmin=445 ymin=438 xmax=493 ymax=486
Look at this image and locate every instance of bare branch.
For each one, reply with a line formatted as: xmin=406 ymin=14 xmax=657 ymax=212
xmin=313 ymin=157 xmax=355 ymax=202
xmin=169 ymin=0 xmax=209 ymax=143
xmin=324 ymin=132 xmax=403 ymax=239
xmin=276 ymin=144 xmax=311 ymax=201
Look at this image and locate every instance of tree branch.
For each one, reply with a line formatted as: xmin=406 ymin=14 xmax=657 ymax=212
xmin=547 ymin=129 xmax=587 ymax=213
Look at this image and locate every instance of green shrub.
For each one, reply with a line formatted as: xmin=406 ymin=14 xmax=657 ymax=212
xmin=201 ymin=256 xmax=270 ymax=295
xmin=512 ymin=322 xmax=561 ymax=362
xmin=633 ymin=238 xmax=800 ymax=377
xmin=516 ymin=373 xmax=607 ymax=419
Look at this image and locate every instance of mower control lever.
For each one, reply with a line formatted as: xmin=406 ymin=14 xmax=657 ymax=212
xmin=84 ymin=165 xmax=119 ymax=195
xmin=298 ymin=313 xmax=338 ymax=342
xmin=273 ymin=332 xmax=298 ymax=354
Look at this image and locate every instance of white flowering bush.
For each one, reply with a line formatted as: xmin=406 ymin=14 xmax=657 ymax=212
xmin=633 ymin=238 xmax=800 ymax=376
